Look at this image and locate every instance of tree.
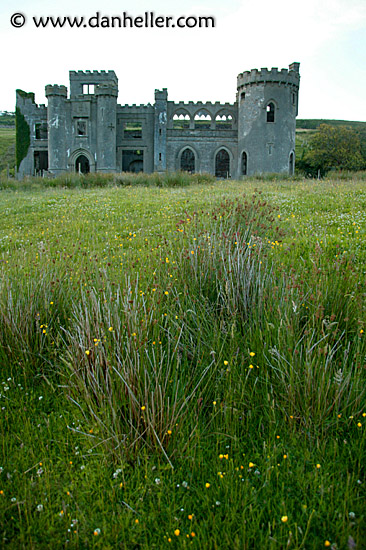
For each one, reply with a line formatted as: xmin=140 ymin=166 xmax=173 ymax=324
xmin=298 ymin=124 xmax=365 ymax=177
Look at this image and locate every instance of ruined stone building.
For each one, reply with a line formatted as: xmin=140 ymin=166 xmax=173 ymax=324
xmin=16 ymin=63 xmax=300 ymax=179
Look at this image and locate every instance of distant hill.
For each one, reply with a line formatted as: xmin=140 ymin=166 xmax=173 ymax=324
xmin=297 ymin=119 xmax=366 ymax=131
xmin=0 ymin=111 xmax=15 ymax=127
xmin=296 ymin=120 xmax=366 ymax=164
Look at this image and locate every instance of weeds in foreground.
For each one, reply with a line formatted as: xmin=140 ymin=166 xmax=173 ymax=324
xmin=0 ymin=178 xmax=365 ymax=548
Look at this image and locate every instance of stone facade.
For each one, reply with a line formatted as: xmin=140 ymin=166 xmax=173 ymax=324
xmin=16 ymin=63 xmax=300 ymax=179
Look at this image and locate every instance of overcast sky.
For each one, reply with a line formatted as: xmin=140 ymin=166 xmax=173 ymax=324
xmin=0 ymin=0 xmax=365 ymax=120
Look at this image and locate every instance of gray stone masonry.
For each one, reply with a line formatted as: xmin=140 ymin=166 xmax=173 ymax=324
xmin=16 ymin=63 xmax=300 ymax=178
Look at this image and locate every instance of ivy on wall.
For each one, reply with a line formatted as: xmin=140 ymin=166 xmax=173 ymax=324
xmin=15 ymin=90 xmax=34 ymax=170
xmin=16 ymin=108 xmax=30 ymax=170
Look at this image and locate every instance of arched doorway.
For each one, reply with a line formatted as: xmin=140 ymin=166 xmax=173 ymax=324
xmin=180 ymin=148 xmax=195 ymax=173
xmin=215 ymin=149 xmax=230 ymax=178
xmin=75 ymin=154 xmax=90 ymax=174
xmin=242 ymin=152 xmax=248 ymax=176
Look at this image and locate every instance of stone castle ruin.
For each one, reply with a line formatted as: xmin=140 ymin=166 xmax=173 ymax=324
xmin=16 ymin=62 xmax=300 ymax=179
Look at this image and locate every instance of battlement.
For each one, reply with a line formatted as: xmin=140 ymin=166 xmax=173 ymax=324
xmin=16 ymin=89 xmax=35 ymax=104
xmin=16 ymin=90 xmax=48 ymax=114
xmin=117 ymin=104 xmax=154 ymax=112
xmin=69 ymin=70 xmax=118 ymax=98
xmin=69 ymin=70 xmax=118 ymax=79
xmin=155 ymin=88 xmax=168 ymax=101
xmin=237 ymin=63 xmax=300 ymax=89
xmin=95 ymin=84 xmax=118 ymax=97
xmin=172 ymin=101 xmax=235 ymax=108
xmin=45 ymin=85 xmax=68 ymax=98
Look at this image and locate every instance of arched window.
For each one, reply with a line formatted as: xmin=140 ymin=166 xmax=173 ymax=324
xmin=266 ymin=103 xmax=275 ymax=123
xmin=215 ymin=113 xmax=233 ymax=130
xmin=194 ymin=110 xmax=212 ymax=129
xmin=75 ymin=154 xmax=90 ymax=174
xmin=289 ymin=152 xmax=294 ymax=175
xmin=180 ymin=148 xmax=195 ymax=173
xmin=215 ymin=149 xmax=230 ymax=178
xmin=173 ymin=112 xmax=190 ymax=129
xmin=242 ymin=152 xmax=248 ymax=176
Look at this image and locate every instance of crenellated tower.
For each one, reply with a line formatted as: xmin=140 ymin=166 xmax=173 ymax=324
xmin=237 ymin=62 xmax=300 ymax=176
xmin=95 ymin=83 xmax=118 ymax=172
xmin=154 ymin=89 xmax=168 ymax=172
xmin=45 ymin=85 xmax=68 ymax=175
xmin=69 ymin=70 xmax=118 ymax=173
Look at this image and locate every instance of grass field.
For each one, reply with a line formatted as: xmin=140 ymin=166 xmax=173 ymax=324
xmin=0 ymin=173 xmax=366 ymax=549
xmin=0 ymin=128 xmax=15 ymax=177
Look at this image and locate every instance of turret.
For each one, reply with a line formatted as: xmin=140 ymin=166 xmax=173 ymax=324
xmin=96 ymin=84 xmax=118 ymax=172
xmin=237 ymin=63 xmax=300 ymax=175
xmin=45 ymin=85 xmax=68 ymax=175
xmin=154 ymin=89 xmax=168 ymax=172
xmin=69 ymin=70 xmax=118 ymax=98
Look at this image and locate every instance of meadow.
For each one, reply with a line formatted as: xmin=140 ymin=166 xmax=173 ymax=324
xmin=0 ymin=172 xmax=365 ymax=549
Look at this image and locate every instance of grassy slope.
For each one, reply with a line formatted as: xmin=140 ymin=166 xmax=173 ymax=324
xmin=0 ymin=175 xmax=365 ymax=549
xmin=0 ymin=128 xmax=15 ymax=175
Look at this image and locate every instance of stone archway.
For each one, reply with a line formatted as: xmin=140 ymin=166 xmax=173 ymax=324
xmin=75 ymin=154 xmax=90 ymax=174
xmin=180 ymin=148 xmax=195 ymax=173
xmin=215 ymin=149 xmax=230 ymax=178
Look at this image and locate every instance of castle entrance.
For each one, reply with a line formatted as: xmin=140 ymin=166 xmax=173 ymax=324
xmin=122 ymin=150 xmax=144 ymax=173
xmin=75 ymin=154 xmax=90 ymax=174
xmin=34 ymin=151 xmax=48 ymax=176
xmin=215 ymin=149 xmax=230 ymax=178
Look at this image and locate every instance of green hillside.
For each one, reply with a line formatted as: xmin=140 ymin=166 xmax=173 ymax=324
xmin=297 ymin=119 xmax=366 ymax=131
xmin=0 ymin=127 xmax=15 ymax=176
xmin=0 ymin=111 xmax=15 ymax=127
xmin=296 ymin=120 xmax=366 ymax=163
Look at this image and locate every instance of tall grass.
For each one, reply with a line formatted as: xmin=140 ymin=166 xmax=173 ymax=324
xmin=1 ymin=176 xmax=365 ymax=548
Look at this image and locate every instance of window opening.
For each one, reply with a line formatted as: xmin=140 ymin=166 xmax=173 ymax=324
xmin=241 ymin=152 xmax=247 ymax=175
xmin=35 ymin=122 xmax=48 ymax=140
xmin=82 ymin=84 xmax=95 ymax=94
xmin=180 ymin=149 xmax=195 ymax=173
xmin=124 ymin=122 xmax=142 ymax=139
xmin=289 ymin=152 xmax=294 ymax=175
xmin=194 ymin=111 xmax=212 ymax=129
xmin=77 ymin=120 xmax=87 ymax=136
xmin=215 ymin=114 xmax=233 ymax=130
xmin=173 ymin=113 xmax=190 ymax=129
xmin=266 ymin=103 xmax=275 ymax=123
xmin=215 ymin=149 xmax=230 ymax=178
